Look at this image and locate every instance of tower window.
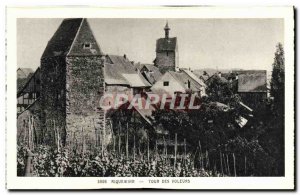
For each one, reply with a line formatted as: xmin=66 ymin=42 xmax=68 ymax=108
xmin=163 ymin=81 xmax=169 ymax=86
xmin=83 ymin=43 xmax=91 ymax=49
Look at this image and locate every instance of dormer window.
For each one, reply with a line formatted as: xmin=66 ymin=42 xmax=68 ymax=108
xmin=83 ymin=43 xmax=91 ymax=49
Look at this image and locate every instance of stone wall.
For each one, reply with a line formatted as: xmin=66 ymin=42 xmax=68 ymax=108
xmin=40 ymin=56 xmax=67 ymax=145
xmin=66 ymin=56 xmax=106 ymax=151
xmin=155 ymin=51 xmax=176 ymax=74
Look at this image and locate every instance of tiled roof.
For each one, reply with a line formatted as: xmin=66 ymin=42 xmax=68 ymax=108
xmin=42 ymin=18 xmax=82 ymax=58
xmin=41 ymin=18 xmax=103 ymax=58
xmin=132 ymin=96 xmax=156 ymax=125
xmin=233 ymin=70 xmax=267 ymax=92
xmin=17 ymin=68 xmax=34 ymax=92
xmin=205 ymin=73 xmax=228 ymax=85
xmin=169 ymin=71 xmax=205 ymax=92
xmin=156 ymin=37 xmax=177 ymax=52
xmin=134 ymin=62 xmax=143 ymax=71
xmin=122 ymin=74 xmax=151 ymax=87
xmin=105 ymin=55 xmax=151 ymax=87
xmin=17 ymin=67 xmax=41 ymax=96
xmin=141 ymin=64 xmax=162 ymax=84
xmin=181 ymin=69 xmax=207 ymax=88
xmin=17 ymin=68 xmax=33 ymax=79
xmin=199 ymin=74 xmax=210 ymax=82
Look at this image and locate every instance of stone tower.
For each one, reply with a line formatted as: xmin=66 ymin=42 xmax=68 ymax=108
xmin=154 ymin=22 xmax=178 ymax=74
xmin=40 ymin=18 xmax=105 ymax=150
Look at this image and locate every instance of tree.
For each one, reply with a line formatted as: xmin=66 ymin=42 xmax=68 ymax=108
xmin=257 ymin=43 xmax=285 ymax=176
xmin=270 ymin=43 xmax=285 ymax=113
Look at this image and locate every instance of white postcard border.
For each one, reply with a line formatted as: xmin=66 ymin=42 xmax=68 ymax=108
xmin=6 ymin=6 xmax=294 ymax=190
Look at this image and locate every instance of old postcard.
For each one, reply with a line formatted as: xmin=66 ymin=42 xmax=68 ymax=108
xmin=6 ymin=6 xmax=294 ymax=190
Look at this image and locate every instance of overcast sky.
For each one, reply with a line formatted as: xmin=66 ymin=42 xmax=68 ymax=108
xmin=17 ymin=18 xmax=283 ymax=72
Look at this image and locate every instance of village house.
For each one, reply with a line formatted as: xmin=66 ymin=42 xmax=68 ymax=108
xmin=151 ymin=69 xmax=207 ymax=97
xmin=17 ymin=68 xmax=40 ymax=114
xmin=16 ymin=18 xmax=267 ymax=152
xmin=232 ymin=70 xmax=268 ymax=110
xmin=104 ymin=54 xmax=151 ymax=98
xmin=17 ymin=68 xmax=34 ymax=91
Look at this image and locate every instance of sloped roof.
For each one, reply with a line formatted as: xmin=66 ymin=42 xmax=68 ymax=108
xmin=17 ymin=68 xmax=34 ymax=92
xmin=169 ymin=71 xmax=204 ymax=92
xmin=106 ymin=96 xmax=156 ymax=126
xmin=17 ymin=67 xmax=41 ymax=96
xmin=156 ymin=37 xmax=177 ymax=52
xmin=181 ymin=69 xmax=207 ymax=87
xmin=122 ymin=74 xmax=150 ymax=87
xmin=205 ymin=73 xmax=228 ymax=85
xmin=41 ymin=18 xmax=103 ymax=58
xmin=132 ymin=96 xmax=156 ymax=125
xmin=17 ymin=68 xmax=33 ymax=79
xmin=105 ymin=55 xmax=151 ymax=87
xmin=134 ymin=63 xmax=143 ymax=71
xmin=234 ymin=70 xmax=267 ymax=92
xmin=141 ymin=64 xmax=162 ymax=84
xmin=42 ymin=18 xmax=82 ymax=58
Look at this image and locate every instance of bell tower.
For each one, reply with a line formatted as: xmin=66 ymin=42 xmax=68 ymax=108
xmin=154 ymin=22 xmax=178 ymax=74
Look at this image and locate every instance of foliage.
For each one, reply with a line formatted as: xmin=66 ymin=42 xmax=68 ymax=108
xmin=270 ymin=43 xmax=285 ymax=108
xmin=17 ymin=144 xmax=222 ymax=177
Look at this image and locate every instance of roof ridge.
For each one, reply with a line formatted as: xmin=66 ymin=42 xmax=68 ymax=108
xmin=182 ymin=69 xmax=206 ymax=87
xmin=67 ymin=18 xmax=84 ymax=57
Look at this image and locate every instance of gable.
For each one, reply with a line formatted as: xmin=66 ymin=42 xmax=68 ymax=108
xmin=41 ymin=18 xmax=103 ymax=58
xmin=68 ymin=19 xmax=103 ymax=56
xmin=151 ymin=72 xmax=185 ymax=94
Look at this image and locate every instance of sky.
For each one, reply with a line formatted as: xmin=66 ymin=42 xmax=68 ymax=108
xmin=17 ymin=18 xmax=283 ymax=73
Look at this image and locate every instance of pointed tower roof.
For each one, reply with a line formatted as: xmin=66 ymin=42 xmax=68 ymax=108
xmin=156 ymin=21 xmax=177 ymax=52
xmin=164 ymin=21 xmax=170 ymax=31
xmin=41 ymin=18 xmax=104 ymax=58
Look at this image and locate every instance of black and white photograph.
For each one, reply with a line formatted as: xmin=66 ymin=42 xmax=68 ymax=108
xmin=6 ymin=6 xmax=295 ymax=190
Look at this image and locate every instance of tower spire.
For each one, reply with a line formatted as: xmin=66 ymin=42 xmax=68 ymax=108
xmin=164 ymin=21 xmax=170 ymax=39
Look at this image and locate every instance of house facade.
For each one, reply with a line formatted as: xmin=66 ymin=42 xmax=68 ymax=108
xmin=151 ymin=69 xmax=206 ymax=97
xmin=233 ymin=70 xmax=268 ymax=110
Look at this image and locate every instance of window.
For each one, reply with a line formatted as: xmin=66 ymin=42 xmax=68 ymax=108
xmin=83 ymin=43 xmax=91 ymax=49
xmin=163 ymin=81 xmax=169 ymax=86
